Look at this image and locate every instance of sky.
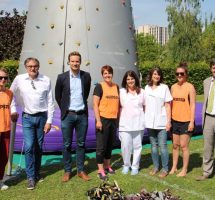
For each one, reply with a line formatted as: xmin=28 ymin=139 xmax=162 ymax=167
xmin=0 ymin=0 xmax=215 ymax=28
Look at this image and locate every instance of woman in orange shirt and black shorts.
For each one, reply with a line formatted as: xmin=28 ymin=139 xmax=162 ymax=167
xmin=170 ymin=62 xmax=196 ymax=177
xmin=0 ymin=68 xmax=13 ymax=190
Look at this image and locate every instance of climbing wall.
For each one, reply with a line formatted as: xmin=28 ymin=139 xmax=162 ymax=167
xmin=19 ymin=0 xmax=137 ymax=105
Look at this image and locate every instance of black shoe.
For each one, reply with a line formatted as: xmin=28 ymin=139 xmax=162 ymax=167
xmin=27 ymin=179 xmax=35 ymax=190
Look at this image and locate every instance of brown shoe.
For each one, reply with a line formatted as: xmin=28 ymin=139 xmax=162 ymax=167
xmin=62 ymin=172 xmax=71 ymax=182
xmin=159 ymin=171 xmax=168 ymax=178
xmin=196 ymin=175 xmax=209 ymax=181
xmin=77 ymin=171 xmax=90 ymax=181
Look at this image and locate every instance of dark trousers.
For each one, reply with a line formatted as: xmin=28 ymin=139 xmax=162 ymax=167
xmin=96 ymin=117 xmax=117 ymax=164
xmin=61 ymin=113 xmax=88 ymax=173
xmin=0 ymin=131 xmax=10 ymax=180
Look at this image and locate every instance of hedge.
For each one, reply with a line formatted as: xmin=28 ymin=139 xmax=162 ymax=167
xmin=138 ymin=61 xmax=211 ymax=95
xmin=0 ymin=59 xmax=211 ymax=94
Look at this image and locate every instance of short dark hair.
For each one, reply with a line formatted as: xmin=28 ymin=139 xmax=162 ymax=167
xmin=121 ymin=70 xmax=140 ymax=94
xmin=68 ymin=51 xmax=82 ymax=63
xmin=176 ymin=62 xmax=188 ymax=75
xmin=101 ymin=65 xmax=113 ymax=75
xmin=24 ymin=57 xmax=40 ymax=67
xmin=147 ymin=66 xmax=163 ymax=86
xmin=210 ymin=58 xmax=215 ymax=68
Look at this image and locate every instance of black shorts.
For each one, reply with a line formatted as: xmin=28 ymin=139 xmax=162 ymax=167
xmin=171 ymin=119 xmax=194 ymax=135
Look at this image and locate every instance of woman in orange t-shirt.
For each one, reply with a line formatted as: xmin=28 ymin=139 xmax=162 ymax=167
xmin=170 ymin=62 xmax=196 ymax=177
xmin=93 ymin=65 xmax=119 ymax=180
xmin=0 ymin=68 xmax=13 ymax=190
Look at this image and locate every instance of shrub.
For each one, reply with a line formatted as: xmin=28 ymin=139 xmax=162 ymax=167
xmin=139 ymin=61 xmax=210 ymax=94
xmin=0 ymin=59 xmax=19 ymax=86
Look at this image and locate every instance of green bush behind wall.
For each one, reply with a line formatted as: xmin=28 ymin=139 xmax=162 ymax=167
xmin=139 ymin=61 xmax=210 ymax=94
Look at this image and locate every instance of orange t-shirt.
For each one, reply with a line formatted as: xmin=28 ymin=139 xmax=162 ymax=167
xmin=97 ymin=82 xmax=119 ymax=119
xmin=0 ymin=89 xmax=13 ymax=132
xmin=171 ymin=82 xmax=193 ymax=122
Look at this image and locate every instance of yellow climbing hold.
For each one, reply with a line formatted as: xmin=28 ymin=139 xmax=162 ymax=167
xmin=50 ymin=24 xmax=55 ymax=29
xmin=85 ymin=61 xmax=90 ymax=66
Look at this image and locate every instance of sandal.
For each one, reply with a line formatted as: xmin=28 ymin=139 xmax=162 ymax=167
xmin=149 ymin=168 xmax=159 ymax=176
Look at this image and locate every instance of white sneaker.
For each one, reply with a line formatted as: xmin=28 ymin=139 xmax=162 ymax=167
xmin=0 ymin=182 xmax=9 ymax=191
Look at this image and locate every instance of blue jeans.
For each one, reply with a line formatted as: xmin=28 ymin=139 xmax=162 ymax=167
xmin=61 ymin=113 xmax=88 ymax=173
xmin=148 ymin=129 xmax=169 ymax=172
xmin=22 ymin=112 xmax=47 ymax=180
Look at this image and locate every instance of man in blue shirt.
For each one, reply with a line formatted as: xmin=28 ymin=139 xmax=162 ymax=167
xmin=55 ymin=51 xmax=91 ymax=182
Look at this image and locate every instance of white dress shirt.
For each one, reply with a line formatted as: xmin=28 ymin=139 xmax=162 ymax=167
xmin=144 ymin=84 xmax=172 ymax=129
xmin=10 ymin=73 xmax=55 ymax=124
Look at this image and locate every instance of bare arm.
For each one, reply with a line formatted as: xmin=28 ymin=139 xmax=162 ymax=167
xmin=165 ymin=102 xmax=171 ymax=131
xmin=188 ymin=85 xmax=196 ymax=131
xmin=93 ymin=95 xmax=102 ymax=130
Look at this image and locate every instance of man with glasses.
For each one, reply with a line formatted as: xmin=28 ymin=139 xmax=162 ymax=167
xmin=10 ymin=57 xmax=54 ymax=189
xmin=196 ymin=58 xmax=215 ymax=181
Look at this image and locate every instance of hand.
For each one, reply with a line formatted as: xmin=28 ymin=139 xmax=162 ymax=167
xmin=11 ymin=112 xmax=19 ymax=122
xmin=96 ymin=121 xmax=102 ymax=131
xmin=188 ymin=121 xmax=194 ymax=132
xmin=166 ymin=121 xmax=171 ymax=132
xmin=44 ymin=123 xmax=51 ymax=134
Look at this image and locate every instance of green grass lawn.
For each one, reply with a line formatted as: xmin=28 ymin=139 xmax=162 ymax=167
xmin=0 ymin=137 xmax=213 ymax=200
xmin=196 ymin=95 xmax=204 ymax=102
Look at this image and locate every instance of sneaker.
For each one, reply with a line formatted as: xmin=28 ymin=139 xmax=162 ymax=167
xmin=131 ymin=169 xmax=139 ymax=176
xmin=122 ymin=166 xmax=130 ymax=174
xmin=105 ymin=167 xmax=115 ymax=174
xmin=35 ymin=176 xmax=44 ymax=183
xmin=0 ymin=181 xmax=9 ymax=191
xmin=27 ymin=179 xmax=35 ymax=190
xmin=97 ymin=171 xmax=107 ymax=181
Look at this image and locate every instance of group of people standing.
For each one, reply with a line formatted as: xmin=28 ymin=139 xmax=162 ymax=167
xmin=0 ymin=51 xmax=215 ymax=191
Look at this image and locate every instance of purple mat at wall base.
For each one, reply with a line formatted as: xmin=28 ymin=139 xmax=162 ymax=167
xmin=14 ymin=103 xmax=203 ymax=152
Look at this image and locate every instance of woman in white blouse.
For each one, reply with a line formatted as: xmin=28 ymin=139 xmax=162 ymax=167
xmin=144 ymin=67 xmax=172 ymax=178
xmin=119 ymin=70 xmax=145 ymax=175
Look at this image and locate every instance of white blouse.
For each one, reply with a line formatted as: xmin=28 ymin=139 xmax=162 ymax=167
xmin=119 ymin=88 xmax=145 ymax=132
xmin=144 ymin=84 xmax=172 ymax=129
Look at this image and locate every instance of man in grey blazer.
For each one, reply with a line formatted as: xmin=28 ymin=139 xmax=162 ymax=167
xmin=55 ymin=51 xmax=91 ymax=182
xmin=196 ymin=58 xmax=215 ymax=181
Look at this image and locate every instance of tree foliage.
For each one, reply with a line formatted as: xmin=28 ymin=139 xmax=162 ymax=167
xmin=200 ymin=21 xmax=215 ymax=62
xmin=136 ymin=33 xmax=163 ymax=65
xmin=0 ymin=9 xmax=27 ymax=61
xmin=165 ymin=0 xmax=203 ymax=63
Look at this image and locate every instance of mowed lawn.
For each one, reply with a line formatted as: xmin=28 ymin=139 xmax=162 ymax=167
xmin=0 ymin=136 xmax=214 ymax=200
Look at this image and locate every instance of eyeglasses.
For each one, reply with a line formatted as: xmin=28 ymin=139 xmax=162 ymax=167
xmin=176 ymin=72 xmax=185 ymax=76
xmin=26 ymin=65 xmax=39 ymax=69
xmin=0 ymin=76 xmax=8 ymax=80
xmin=31 ymin=80 xmax=36 ymax=90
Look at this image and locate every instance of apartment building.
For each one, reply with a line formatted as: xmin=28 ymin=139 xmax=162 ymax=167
xmin=137 ymin=25 xmax=169 ymax=45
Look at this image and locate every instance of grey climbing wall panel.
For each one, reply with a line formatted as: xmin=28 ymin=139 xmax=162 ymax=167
xmin=19 ymin=0 xmax=137 ymax=105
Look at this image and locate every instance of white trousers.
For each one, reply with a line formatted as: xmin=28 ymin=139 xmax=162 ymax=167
xmin=119 ymin=130 xmax=143 ymax=170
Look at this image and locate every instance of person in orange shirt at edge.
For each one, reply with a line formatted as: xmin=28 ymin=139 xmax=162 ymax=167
xmin=0 ymin=68 xmax=16 ymax=190
xmin=169 ymin=62 xmax=196 ymax=177
xmin=93 ymin=65 xmax=120 ymax=180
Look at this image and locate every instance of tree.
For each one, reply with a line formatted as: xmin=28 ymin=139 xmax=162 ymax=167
xmin=0 ymin=9 xmax=27 ymax=61
xmin=136 ymin=33 xmax=163 ymax=65
xmin=200 ymin=20 xmax=215 ymax=62
xmin=165 ymin=0 xmax=203 ymax=63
